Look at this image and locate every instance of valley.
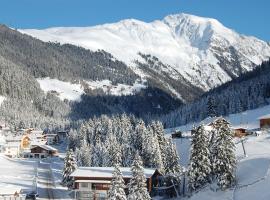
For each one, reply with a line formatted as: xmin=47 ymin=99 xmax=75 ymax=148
xmin=0 ymin=4 xmax=269 ymax=199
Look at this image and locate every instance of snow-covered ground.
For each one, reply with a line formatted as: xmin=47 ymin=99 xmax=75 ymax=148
xmin=0 ymin=155 xmax=38 ymax=195
xmin=171 ymin=104 xmax=270 ymax=199
xmin=37 ymin=78 xmax=85 ymax=101
xmin=85 ymin=79 xmax=147 ymax=96
xmin=167 ymin=104 xmax=270 ymax=134
xmin=0 ymin=95 xmax=6 ymax=105
xmin=176 ymin=132 xmax=270 ymax=200
xmin=37 ymin=77 xmax=147 ymax=102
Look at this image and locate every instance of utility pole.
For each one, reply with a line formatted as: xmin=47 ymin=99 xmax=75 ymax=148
xmin=241 ymin=138 xmax=247 ymax=157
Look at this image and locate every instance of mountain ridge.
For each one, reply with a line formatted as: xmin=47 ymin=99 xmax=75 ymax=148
xmin=19 ymin=13 xmax=270 ymax=91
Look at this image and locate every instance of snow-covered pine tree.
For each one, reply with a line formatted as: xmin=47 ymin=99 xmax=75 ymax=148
xmin=142 ymin=126 xmax=163 ymax=169
xmin=92 ymin=138 xmax=108 ymax=167
xmin=128 ymin=152 xmax=151 ymax=200
xmin=188 ymin=125 xmax=211 ymax=192
xmin=108 ymin=165 xmax=127 ymax=200
xmin=207 ymin=96 xmax=216 ymax=117
xmin=211 ymin=118 xmax=236 ymax=190
xmin=132 ymin=120 xmax=146 ymax=152
xmin=62 ymin=149 xmax=77 ymax=188
xmin=80 ymin=140 xmax=92 ymax=167
xmin=150 ymin=121 xmax=166 ymax=169
xmin=164 ymin=138 xmax=182 ymax=176
xmin=105 ymin=131 xmax=122 ymax=167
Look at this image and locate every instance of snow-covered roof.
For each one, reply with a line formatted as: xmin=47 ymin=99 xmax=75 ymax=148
xmin=0 ymin=187 xmax=21 ymax=195
xmin=71 ymin=167 xmax=157 ymax=179
xmin=31 ymin=144 xmax=58 ymax=151
xmin=5 ymin=142 xmax=20 ymax=147
xmin=258 ymin=114 xmax=270 ymax=120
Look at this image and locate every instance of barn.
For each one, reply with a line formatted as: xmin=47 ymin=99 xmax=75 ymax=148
xmin=258 ymin=114 xmax=270 ymax=129
xmin=70 ymin=167 xmax=162 ymax=199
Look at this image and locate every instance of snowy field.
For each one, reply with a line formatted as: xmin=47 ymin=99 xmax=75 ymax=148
xmin=37 ymin=77 xmax=147 ymax=102
xmin=166 ymin=104 xmax=270 ymax=134
xmin=174 ymin=130 xmax=270 ymax=200
xmin=0 ymin=155 xmax=38 ymax=195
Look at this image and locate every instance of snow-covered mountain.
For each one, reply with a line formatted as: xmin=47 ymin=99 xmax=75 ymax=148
xmin=19 ymin=13 xmax=270 ymax=90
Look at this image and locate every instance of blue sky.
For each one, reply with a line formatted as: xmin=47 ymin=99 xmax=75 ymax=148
xmin=1 ymin=0 xmax=269 ymax=41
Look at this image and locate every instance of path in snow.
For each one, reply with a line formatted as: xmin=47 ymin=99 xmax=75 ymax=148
xmin=37 ymin=160 xmax=55 ymax=200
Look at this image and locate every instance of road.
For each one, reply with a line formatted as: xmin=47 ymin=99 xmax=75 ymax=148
xmin=37 ymin=160 xmax=55 ymax=200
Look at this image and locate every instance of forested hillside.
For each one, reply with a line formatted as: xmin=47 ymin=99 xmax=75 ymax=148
xmin=0 ymin=24 xmax=184 ymax=129
xmin=160 ymin=59 xmax=270 ymax=128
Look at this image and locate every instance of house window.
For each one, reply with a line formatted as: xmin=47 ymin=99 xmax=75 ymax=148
xmin=92 ymin=183 xmax=110 ymax=190
xmin=81 ymin=182 xmax=89 ymax=188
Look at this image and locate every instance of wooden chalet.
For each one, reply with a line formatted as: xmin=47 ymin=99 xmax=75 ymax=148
xmin=233 ymin=127 xmax=247 ymax=138
xmin=70 ymin=167 xmax=162 ymax=199
xmin=30 ymin=145 xmax=58 ymax=158
xmin=258 ymin=114 xmax=270 ymax=129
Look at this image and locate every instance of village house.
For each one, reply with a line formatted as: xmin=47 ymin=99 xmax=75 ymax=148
xmin=29 ymin=144 xmax=58 ymax=158
xmin=45 ymin=133 xmax=58 ymax=145
xmin=70 ymin=167 xmax=162 ymax=200
xmin=258 ymin=114 xmax=270 ymax=129
xmin=4 ymin=142 xmax=20 ymax=158
xmin=232 ymin=126 xmax=248 ymax=138
xmin=57 ymin=130 xmax=68 ymax=142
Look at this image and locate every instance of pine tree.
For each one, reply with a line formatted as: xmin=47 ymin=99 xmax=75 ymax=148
xmin=128 ymin=152 xmax=151 ymax=200
xmin=188 ymin=125 xmax=211 ymax=192
xmin=62 ymin=149 xmax=77 ymax=188
xmin=108 ymin=165 xmax=127 ymax=200
xmin=150 ymin=121 xmax=166 ymax=169
xmin=80 ymin=140 xmax=92 ymax=167
xmin=207 ymin=97 xmax=216 ymax=117
xmin=164 ymin=138 xmax=182 ymax=176
xmin=105 ymin=132 xmax=122 ymax=167
xmin=92 ymin=138 xmax=108 ymax=167
xmin=211 ymin=118 xmax=236 ymax=190
xmin=142 ymin=126 xmax=163 ymax=169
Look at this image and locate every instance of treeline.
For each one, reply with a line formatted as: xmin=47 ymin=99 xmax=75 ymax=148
xmin=68 ymin=114 xmax=181 ymax=176
xmin=160 ymin=59 xmax=270 ymax=128
xmin=0 ymin=25 xmax=138 ymax=85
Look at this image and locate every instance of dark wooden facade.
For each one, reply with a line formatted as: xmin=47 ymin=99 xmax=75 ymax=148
xmin=234 ymin=128 xmax=247 ymax=138
xmin=260 ymin=118 xmax=270 ymax=129
xmin=30 ymin=146 xmax=58 ymax=156
xmin=172 ymin=131 xmax=182 ymax=138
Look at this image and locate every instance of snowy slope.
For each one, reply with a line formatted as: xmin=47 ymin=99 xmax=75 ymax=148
xmin=171 ymin=105 xmax=270 ymax=199
xmin=37 ymin=77 xmax=147 ymax=101
xmin=0 ymin=96 xmax=6 ymax=105
xmin=37 ymin=78 xmax=85 ymax=101
xmin=166 ymin=104 xmax=270 ymax=134
xmin=20 ymin=13 xmax=270 ymax=90
xmin=0 ymin=155 xmax=37 ymax=194
xmin=175 ymin=133 xmax=270 ymax=200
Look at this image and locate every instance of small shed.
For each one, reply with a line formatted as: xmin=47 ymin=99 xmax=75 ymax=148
xmin=258 ymin=114 xmax=270 ymax=129
xmin=233 ymin=127 xmax=247 ymax=138
xmin=171 ymin=130 xmax=182 ymax=138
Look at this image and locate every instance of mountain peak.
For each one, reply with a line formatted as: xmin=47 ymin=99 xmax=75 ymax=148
xmin=19 ymin=13 xmax=270 ymax=91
